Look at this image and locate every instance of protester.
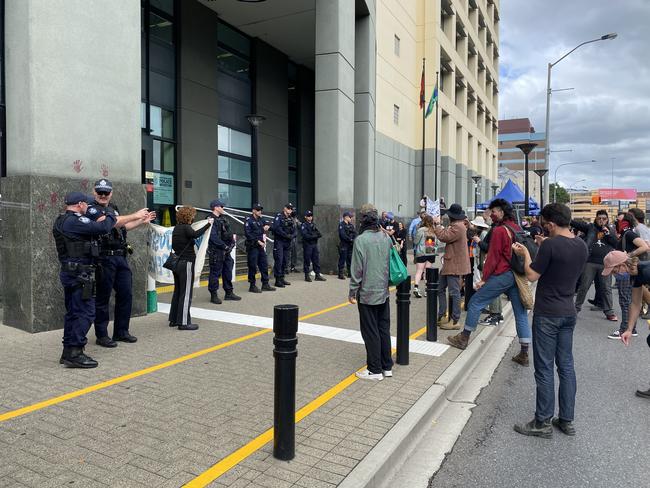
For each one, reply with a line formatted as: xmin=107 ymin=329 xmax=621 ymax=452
xmin=607 ymin=212 xmax=649 ymax=339
xmin=394 ymin=220 xmax=408 ymax=264
xmin=468 ymin=215 xmax=490 ymax=311
xmin=348 ymin=204 xmax=393 ymax=381
xmin=409 ymin=210 xmax=425 ymax=241
xmin=606 ymin=251 xmax=650 ymax=399
xmin=572 ymin=211 xmax=618 ymax=321
xmin=169 ymin=207 xmax=212 ymax=331
xmin=474 ymin=212 xmax=505 ymax=326
xmin=412 ymin=215 xmax=437 ymax=299
xmin=511 ymin=203 xmax=588 ymax=438
xmin=446 ymin=199 xmax=532 ymax=366
xmin=432 ymin=204 xmax=471 ymax=329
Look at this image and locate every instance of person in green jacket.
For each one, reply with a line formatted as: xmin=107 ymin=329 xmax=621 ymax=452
xmin=348 ymin=204 xmax=393 ymax=381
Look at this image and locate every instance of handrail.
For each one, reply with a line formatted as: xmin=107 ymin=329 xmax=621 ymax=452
xmin=174 ymin=205 xmax=275 ymax=243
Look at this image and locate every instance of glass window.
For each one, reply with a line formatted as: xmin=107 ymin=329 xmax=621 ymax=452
xmin=149 ymin=12 xmax=173 ymax=45
xmin=153 ymin=140 xmax=175 ymax=173
xmin=218 ymin=183 xmax=252 ymax=209
xmin=393 ymin=104 xmax=400 ymax=125
xmin=288 ymin=146 xmax=297 ymax=168
xmin=151 ymin=0 xmax=174 ymax=16
xmin=217 ymin=47 xmax=250 ymax=76
xmin=150 ymin=105 xmax=174 ymax=139
xmin=288 ymin=169 xmax=297 ymax=192
xmin=218 ymin=155 xmax=251 ymax=183
xmin=289 ymin=190 xmax=297 ymax=206
xmin=394 ymin=35 xmax=400 ymax=56
xmin=218 ymin=22 xmax=250 ymax=57
xmin=218 ymin=125 xmax=251 ymax=157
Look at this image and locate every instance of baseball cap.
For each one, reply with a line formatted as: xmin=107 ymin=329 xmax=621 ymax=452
xmin=386 ymin=212 xmax=394 ymax=220
xmin=602 ymin=251 xmax=628 ymax=276
xmin=304 ymin=210 xmax=313 ymax=217
xmin=94 ymin=179 xmax=113 ymax=192
xmin=65 ymin=191 xmax=92 ymax=205
xmin=210 ymin=199 xmax=225 ymax=209
xmin=252 ymin=203 xmax=263 ymax=211
xmin=285 ymin=202 xmax=294 ymax=210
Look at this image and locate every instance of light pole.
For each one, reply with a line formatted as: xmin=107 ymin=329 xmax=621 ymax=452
xmin=544 ymin=33 xmax=617 ymax=189
xmin=533 ymin=169 xmax=548 ymax=209
xmin=491 ymin=184 xmax=499 ymax=197
xmin=246 ymin=114 xmax=266 ymax=205
xmin=516 ymin=143 xmax=537 ymax=216
xmin=471 ymin=175 xmax=482 ymax=217
xmin=553 ymin=159 xmax=597 ymax=202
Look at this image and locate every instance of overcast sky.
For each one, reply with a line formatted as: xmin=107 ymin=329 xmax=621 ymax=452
xmin=499 ymin=0 xmax=650 ymax=192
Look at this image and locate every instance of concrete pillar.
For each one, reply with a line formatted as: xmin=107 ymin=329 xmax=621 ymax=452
xmin=440 ymin=156 xmax=457 ymax=204
xmin=314 ymin=0 xmax=357 ymax=272
xmin=455 ymin=163 xmax=468 ymax=209
xmin=1 ymin=0 xmax=143 ymax=332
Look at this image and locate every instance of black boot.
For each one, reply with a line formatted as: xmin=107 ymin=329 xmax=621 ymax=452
xmin=178 ymin=323 xmax=199 ymax=331
xmin=305 ymin=273 xmax=312 ymax=282
xmin=315 ymin=273 xmax=327 ymax=282
xmin=346 ymin=268 xmax=351 ymax=279
xmin=275 ymin=279 xmax=285 ymax=288
xmin=60 ymin=346 xmax=98 ymax=369
xmin=210 ymin=292 xmax=222 ymax=304
xmin=224 ymin=291 xmax=242 ymax=301
xmin=282 ymin=278 xmax=291 ymax=286
xmin=261 ymin=283 xmax=276 ymax=291
xmin=249 ymin=284 xmax=262 ymax=293
xmin=338 ymin=271 xmax=345 ymax=280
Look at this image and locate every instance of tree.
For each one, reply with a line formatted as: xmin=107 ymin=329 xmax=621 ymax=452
xmin=549 ymin=183 xmax=570 ymax=204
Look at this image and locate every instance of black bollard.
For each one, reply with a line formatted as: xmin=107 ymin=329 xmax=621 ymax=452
xmin=396 ymin=275 xmax=411 ymax=365
xmin=426 ymin=267 xmax=439 ymax=342
xmin=273 ymin=304 xmax=299 ymax=461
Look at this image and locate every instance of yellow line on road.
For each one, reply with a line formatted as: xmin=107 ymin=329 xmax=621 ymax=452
xmin=0 ymin=299 xmax=355 ymax=424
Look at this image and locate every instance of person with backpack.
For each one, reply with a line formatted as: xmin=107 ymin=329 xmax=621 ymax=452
xmin=412 ymin=214 xmax=437 ymax=299
xmin=446 ymin=199 xmax=532 ymax=367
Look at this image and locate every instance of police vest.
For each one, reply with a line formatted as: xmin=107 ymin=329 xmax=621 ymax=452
xmin=53 ymin=214 xmax=96 ymax=259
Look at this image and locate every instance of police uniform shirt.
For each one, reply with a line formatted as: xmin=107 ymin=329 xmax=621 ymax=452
xmin=210 ymin=215 xmax=234 ymax=249
xmin=87 ymin=201 xmax=127 ymax=248
xmin=300 ymin=221 xmax=321 ymax=244
xmin=245 ymin=215 xmax=266 ymax=243
xmin=338 ymin=221 xmax=356 ymax=244
xmin=272 ymin=213 xmax=294 ymax=241
xmin=54 ymin=211 xmax=117 ymax=262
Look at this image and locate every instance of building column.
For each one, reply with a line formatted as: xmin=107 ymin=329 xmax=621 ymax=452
xmin=314 ymin=0 xmax=356 ymax=273
xmin=1 ymin=1 xmax=143 ymax=332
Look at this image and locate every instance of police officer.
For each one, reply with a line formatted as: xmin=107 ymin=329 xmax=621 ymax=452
xmin=88 ymin=179 xmax=153 ymax=347
xmin=244 ymin=204 xmax=276 ymax=293
xmin=338 ymin=211 xmax=357 ymax=279
xmin=208 ymin=199 xmax=241 ymax=304
xmin=300 ymin=210 xmax=326 ymax=282
xmin=54 ymin=192 xmax=117 ymax=368
xmin=285 ymin=210 xmax=300 ymax=275
xmin=271 ymin=203 xmax=296 ymax=288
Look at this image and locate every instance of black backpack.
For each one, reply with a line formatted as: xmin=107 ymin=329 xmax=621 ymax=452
xmin=503 ymin=224 xmax=538 ymax=274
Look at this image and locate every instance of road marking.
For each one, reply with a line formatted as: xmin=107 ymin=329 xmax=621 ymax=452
xmin=0 ymin=300 xmax=355 ymax=424
xmin=157 ymin=304 xmax=449 ymax=357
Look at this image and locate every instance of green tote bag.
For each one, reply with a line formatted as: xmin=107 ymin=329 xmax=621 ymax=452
xmin=389 ymin=244 xmax=408 ymax=286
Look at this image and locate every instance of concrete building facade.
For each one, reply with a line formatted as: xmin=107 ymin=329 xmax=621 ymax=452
xmin=0 ymin=0 xmax=499 ymax=333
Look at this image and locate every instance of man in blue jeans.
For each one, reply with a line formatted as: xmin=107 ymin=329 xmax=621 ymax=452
xmin=512 ymin=203 xmax=588 ymax=438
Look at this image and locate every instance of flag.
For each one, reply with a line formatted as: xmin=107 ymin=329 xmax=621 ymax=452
xmin=425 ymin=83 xmax=438 ymax=118
xmin=419 ymin=64 xmax=425 ymax=109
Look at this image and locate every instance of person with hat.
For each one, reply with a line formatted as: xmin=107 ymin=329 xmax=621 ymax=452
xmin=300 ymin=210 xmax=326 ymax=282
xmin=53 ymin=192 xmax=118 ymax=368
xmin=87 ymin=179 xmax=154 ymax=347
xmin=207 ymin=199 xmax=241 ymax=304
xmin=430 ymin=203 xmax=471 ymax=329
xmin=338 ymin=212 xmax=357 ymax=279
xmin=244 ymin=204 xmax=275 ymax=293
xmin=271 ymin=203 xmax=297 ymax=287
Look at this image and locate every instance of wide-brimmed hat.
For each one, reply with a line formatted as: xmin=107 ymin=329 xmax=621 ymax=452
xmin=602 ymin=251 xmax=628 ymax=276
xmin=470 ymin=216 xmax=490 ymax=229
xmin=444 ymin=203 xmax=466 ymax=220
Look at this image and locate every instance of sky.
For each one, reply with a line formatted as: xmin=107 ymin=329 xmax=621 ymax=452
xmin=499 ymin=0 xmax=650 ymax=192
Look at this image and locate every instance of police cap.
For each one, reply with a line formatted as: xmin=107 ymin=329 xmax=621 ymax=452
xmin=343 ymin=211 xmax=352 ymax=218
xmin=94 ymin=179 xmax=113 ymax=192
xmin=284 ymin=202 xmax=294 ymax=210
xmin=252 ymin=203 xmax=264 ymax=211
xmin=210 ymin=199 xmax=226 ymax=209
xmin=304 ymin=210 xmax=313 ymax=217
xmin=65 ymin=191 xmax=92 ymax=205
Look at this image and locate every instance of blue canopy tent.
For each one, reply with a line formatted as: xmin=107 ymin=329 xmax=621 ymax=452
xmin=477 ymin=179 xmax=540 ymax=216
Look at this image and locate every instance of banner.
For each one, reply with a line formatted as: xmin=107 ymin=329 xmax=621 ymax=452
xmin=425 ymin=198 xmax=441 ymax=217
xmin=148 ymin=220 xmax=211 ymax=286
xmin=598 ymin=188 xmax=637 ymax=201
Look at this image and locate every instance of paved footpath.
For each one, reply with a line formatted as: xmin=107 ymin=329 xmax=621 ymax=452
xmin=0 ymin=260 xmax=492 ymax=488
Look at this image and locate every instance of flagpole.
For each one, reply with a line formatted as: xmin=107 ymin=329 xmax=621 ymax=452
xmin=434 ymin=70 xmax=439 ymax=200
xmin=421 ymin=58 xmax=426 ymax=201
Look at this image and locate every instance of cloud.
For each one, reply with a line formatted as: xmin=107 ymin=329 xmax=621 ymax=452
xmin=499 ymin=0 xmax=650 ymax=191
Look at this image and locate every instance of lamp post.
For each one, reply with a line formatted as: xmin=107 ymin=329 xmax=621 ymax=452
xmin=516 ymin=143 xmax=537 ymax=216
xmin=246 ymin=114 xmax=266 ymax=205
xmin=491 ymin=184 xmax=499 ymax=197
xmin=471 ymin=175 xmax=482 ymax=217
xmin=533 ymin=169 xmax=548 ymax=209
xmin=544 ymin=33 xmax=617 ymax=186
xmin=553 ymin=159 xmax=597 ymax=202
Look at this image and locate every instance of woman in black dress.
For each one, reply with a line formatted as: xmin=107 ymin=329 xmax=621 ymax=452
xmin=169 ymin=206 xmax=212 ymax=330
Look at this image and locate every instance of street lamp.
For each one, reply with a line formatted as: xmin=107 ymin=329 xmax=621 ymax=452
xmin=516 ymin=143 xmax=537 ymax=216
xmin=553 ymin=159 xmax=597 ymax=202
xmin=544 ymin=33 xmax=617 ymax=182
xmin=471 ymin=175 xmax=482 ymax=216
xmin=491 ymin=184 xmax=499 ymax=197
xmin=533 ymin=169 xmax=548 ymax=209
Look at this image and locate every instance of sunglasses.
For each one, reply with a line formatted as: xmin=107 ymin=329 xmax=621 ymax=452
xmin=96 ymin=191 xmax=111 ymax=196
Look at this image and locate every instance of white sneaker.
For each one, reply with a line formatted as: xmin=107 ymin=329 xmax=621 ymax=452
xmin=355 ymin=369 xmax=384 ymax=381
xmin=382 ymin=370 xmax=393 ymax=378
xmin=413 ymin=288 xmax=423 ymax=298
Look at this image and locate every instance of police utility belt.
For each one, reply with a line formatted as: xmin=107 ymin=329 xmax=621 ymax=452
xmin=61 ymin=262 xmax=95 ymax=274
xmin=100 ymin=249 xmax=126 ymax=256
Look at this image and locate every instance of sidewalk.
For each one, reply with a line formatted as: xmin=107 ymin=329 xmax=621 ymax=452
xmin=0 ymin=261 xmax=498 ymax=488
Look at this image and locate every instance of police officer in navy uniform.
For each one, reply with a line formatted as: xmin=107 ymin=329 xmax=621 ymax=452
xmin=338 ymin=211 xmax=357 ymax=279
xmin=207 ymin=199 xmax=241 ymax=304
xmin=88 ymin=179 xmax=153 ymax=347
xmin=244 ymin=203 xmax=276 ymax=293
xmin=300 ymin=210 xmax=326 ymax=282
xmin=54 ymin=192 xmax=117 ymax=368
xmin=271 ymin=203 xmax=296 ymax=288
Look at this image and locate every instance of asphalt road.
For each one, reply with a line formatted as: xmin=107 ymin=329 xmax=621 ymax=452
xmin=430 ymin=299 xmax=650 ymax=488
